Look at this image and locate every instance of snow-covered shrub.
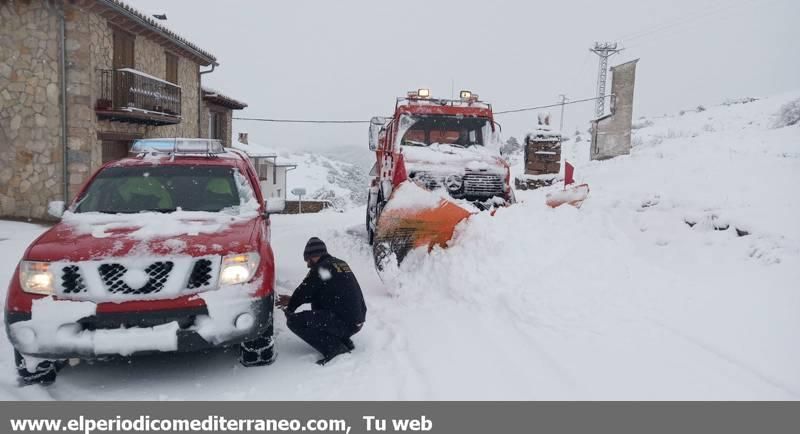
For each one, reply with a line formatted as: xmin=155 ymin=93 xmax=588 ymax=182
xmin=774 ymin=98 xmax=800 ymax=128
xmin=723 ymin=97 xmax=759 ymax=106
xmin=500 ymin=136 xmax=522 ymax=155
xmin=697 ymin=105 xmax=706 ymax=112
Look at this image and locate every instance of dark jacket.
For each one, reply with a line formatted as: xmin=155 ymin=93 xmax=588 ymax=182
xmin=287 ymin=254 xmax=367 ymax=326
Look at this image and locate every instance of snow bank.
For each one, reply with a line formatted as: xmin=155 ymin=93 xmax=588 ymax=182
xmin=383 ymin=182 xmax=476 ymax=213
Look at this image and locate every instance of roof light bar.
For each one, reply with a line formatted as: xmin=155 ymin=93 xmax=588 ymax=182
xmin=130 ymin=138 xmax=225 ymax=155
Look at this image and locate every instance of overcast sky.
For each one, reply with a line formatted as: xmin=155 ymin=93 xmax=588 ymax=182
xmin=130 ymin=0 xmax=798 ymax=152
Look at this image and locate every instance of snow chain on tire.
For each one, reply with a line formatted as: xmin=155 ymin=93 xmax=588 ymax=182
xmin=15 ymin=351 xmax=61 ymax=385
xmin=239 ymin=334 xmax=277 ymax=367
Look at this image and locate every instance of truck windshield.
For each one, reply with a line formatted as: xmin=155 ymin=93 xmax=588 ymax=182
xmin=397 ymin=115 xmax=493 ymax=148
xmin=75 ymin=166 xmax=246 ymax=214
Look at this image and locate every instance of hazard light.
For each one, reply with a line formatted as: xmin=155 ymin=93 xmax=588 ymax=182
xmin=460 ymin=90 xmax=472 ymax=100
xmin=408 ymin=89 xmax=430 ymax=99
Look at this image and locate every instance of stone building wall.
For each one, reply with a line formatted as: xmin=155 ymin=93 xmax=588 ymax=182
xmin=0 ymin=0 xmax=64 ymax=219
xmin=1 ymin=0 xmax=207 ymax=220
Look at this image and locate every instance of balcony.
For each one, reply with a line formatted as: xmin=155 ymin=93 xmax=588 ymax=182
xmin=95 ymin=68 xmax=182 ymax=126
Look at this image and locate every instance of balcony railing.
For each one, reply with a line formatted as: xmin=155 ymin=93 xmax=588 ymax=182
xmin=96 ymin=68 xmax=182 ymax=125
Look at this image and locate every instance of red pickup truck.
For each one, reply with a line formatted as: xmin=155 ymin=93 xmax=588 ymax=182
xmin=5 ymin=139 xmax=282 ymax=384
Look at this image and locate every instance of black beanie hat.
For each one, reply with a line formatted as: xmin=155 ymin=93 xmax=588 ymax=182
xmin=303 ymin=237 xmax=328 ymax=261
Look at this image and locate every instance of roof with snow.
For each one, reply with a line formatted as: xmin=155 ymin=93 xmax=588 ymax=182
xmin=202 ymin=87 xmax=248 ymax=110
xmin=91 ymin=0 xmax=216 ymax=65
xmin=232 ymin=142 xmax=296 ymax=167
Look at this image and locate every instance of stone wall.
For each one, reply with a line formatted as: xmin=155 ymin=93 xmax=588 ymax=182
xmin=0 ymin=0 xmax=64 ymax=219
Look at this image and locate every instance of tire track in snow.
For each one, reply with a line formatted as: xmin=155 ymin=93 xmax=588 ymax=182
xmin=651 ymin=319 xmax=800 ymax=399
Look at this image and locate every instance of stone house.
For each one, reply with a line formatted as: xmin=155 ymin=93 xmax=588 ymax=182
xmin=0 ymin=0 xmax=246 ymax=220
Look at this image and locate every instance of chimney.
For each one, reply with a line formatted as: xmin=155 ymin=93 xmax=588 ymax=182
xmin=238 ymin=132 xmax=248 ymax=144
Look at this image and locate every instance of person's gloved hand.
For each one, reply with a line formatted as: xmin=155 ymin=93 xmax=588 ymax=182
xmin=276 ymin=294 xmax=292 ymax=310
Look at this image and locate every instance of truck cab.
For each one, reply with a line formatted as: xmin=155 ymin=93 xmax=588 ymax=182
xmin=366 ymin=89 xmax=513 ymax=244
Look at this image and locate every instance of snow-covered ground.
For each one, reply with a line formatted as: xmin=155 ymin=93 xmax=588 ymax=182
xmin=1 ymin=92 xmax=798 ymax=400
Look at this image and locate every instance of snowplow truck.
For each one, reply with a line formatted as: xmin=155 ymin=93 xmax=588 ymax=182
xmin=366 ymin=89 xmax=514 ymax=271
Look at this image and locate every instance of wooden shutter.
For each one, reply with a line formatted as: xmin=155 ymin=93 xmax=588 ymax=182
xmin=165 ymin=52 xmax=178 ymax=84
xmin=113 ymin=28 xmax=134 ymax=69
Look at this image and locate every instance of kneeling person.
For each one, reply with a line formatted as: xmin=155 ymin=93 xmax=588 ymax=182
xmin=278 ymin=237 xmax=367 ymax=365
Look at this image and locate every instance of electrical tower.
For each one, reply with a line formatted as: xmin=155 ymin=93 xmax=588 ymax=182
xmin=590 ymin=42 xmax=622 ymax=118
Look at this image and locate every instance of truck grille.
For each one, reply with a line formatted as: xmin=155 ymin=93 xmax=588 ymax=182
xmin=61 ymin=265 xmax=87 ymax=294
xmin=463 ymin=173 xmax=504 ymax=197
xmin=187 ymin=259 xmax=214 ymax=289
xmin=98 ymin=261 xmax=174 ymax=295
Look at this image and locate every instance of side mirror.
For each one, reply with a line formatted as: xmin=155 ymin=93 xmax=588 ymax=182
xmin=48 ymin=201 xmax=65 ymax=219
xmin=369 ymin=117 xmax=388 ymax=151
xmin=264 ymin=199 xmax=285 ymax=215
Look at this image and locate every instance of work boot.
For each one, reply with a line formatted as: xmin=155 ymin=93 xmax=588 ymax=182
xmin=316 ymin=344 xmax=349 ymax=366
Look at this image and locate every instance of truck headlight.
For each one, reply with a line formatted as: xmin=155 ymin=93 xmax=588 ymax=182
xmin=445 ymin=174 xmax=463 ymax=191
xmin=219 ymin=252 xmax=260 ymax=286
xmin=19 ymin=261 xmax=55 ymax=295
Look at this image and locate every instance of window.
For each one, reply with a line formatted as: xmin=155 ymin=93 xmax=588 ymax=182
xmin=112 ymin=28 xmax=134 ymax=69
xmin=75 ymin=166 xmax=245 ymax=214
xmin=165 ymin=52 xmax=178 ymax=84
xmin=397 ymin=115 xmax=492 ymax=148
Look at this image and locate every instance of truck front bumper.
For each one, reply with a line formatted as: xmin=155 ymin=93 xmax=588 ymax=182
xmin=5 ymin=294 xmax=273 ymax=360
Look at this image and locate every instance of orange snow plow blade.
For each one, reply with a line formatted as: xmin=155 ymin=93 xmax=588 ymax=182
xmin=373 ymin=184 xmax=473 ymax=271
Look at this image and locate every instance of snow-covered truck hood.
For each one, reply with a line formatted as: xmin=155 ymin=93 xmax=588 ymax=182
xmin=402 ymin=144 xmax=507 ymax=175
xmin=25 ymin=211 xmax=262 ymax=262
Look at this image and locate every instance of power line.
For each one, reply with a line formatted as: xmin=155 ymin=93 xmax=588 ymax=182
xmin=494 ymin=95 xmax=611 ymax=115
xmin=617 ymin=0 xmax=759 ymax=46
xmin=234 ymin=95 xmax=611 ymax=123
xmin=233 ymin=117 xmax=369 ymax=124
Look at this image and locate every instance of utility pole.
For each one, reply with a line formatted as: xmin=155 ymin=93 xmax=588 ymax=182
xmin=558 ymin=94 xmax=568 ymax=133
xmin=590 ymin=42 xmax=622 ymax=118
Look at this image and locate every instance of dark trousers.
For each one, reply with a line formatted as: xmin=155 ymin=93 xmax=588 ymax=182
xmin=286 ymin=310 xmax=360 ymax=357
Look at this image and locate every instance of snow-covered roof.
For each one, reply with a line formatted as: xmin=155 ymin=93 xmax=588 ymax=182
xmin=202 ymin=87 xmax=247 ymax=110
xmin=233 ymin=142 xmax=296 ymax=166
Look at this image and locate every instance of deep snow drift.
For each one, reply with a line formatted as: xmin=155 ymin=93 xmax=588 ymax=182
xmin=0 ymin=91 xmax=798 ymax=400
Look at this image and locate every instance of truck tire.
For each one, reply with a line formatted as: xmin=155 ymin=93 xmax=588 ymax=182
xmin=239 ymin=326 xmax=276 ymax=367
xmin=14 ymin=350 xmax=63 ymax=385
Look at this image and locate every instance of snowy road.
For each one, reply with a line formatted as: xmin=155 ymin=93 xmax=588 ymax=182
xmin=1 ymin=93 xmax=798 ymax=400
